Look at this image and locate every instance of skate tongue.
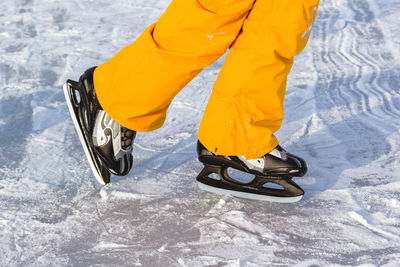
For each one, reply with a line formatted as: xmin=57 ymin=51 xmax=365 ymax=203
xmin=237 ymin=156 xmax=264 ymax=172
xmin=268 ymin=147 xmax=288 ymax=161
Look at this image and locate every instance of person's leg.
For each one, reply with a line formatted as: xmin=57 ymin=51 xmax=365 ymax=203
xmin=198 ymin=0 xmax=319 ymax=159
xmin=93 ymin=0 xmax=255 ymax=131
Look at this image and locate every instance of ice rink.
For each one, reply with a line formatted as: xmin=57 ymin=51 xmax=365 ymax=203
xmin=1 ymin=0 xmax=400 ymax=266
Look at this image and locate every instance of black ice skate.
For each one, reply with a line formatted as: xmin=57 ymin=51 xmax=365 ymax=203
xmin=63 ymin=67 xmax=136 ymax=184
xmin=196 ymin=141 xmax=307 ymax=203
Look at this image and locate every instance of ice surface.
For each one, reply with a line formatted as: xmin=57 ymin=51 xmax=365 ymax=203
xmin=1 ymin=0 xmax=400 ymax=266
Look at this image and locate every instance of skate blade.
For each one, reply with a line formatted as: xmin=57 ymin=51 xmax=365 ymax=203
xmin=63 ymin=82 xmax=107 ymax=185
xmin=197 ymin=181 xmax=303 ymax=203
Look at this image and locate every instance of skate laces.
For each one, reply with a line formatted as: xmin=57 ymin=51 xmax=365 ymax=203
xmin=121 ymin=127 xmax=136 ymax=151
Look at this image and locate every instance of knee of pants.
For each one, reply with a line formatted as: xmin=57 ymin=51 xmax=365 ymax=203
xmin=196 ymin=0 xmax=254 ymax=14
xmin=234 ymin=0 xmax=319 ymax=59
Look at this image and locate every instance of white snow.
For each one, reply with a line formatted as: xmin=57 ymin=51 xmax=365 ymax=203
xmin=1 ymin=0 xmax=400 ymax=266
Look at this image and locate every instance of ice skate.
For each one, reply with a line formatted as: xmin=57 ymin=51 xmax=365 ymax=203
xmin=196 ymin=141 xmax=307 ymax=203
xmin=63 ymin=67 xmax=136 ymax=184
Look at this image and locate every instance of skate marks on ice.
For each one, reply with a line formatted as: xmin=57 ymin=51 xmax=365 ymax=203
xmin=0 ymin=94 xmax=33 ymax=170
xmin=275 ymin=0 xmax=400 ymax=264
xmin=284 ymin=0 xmax=400 ymax=192
xmin=0 ymin=89 xmax=325 ymax=266
xmin=1 ymin=0 xmax=400 ymax=266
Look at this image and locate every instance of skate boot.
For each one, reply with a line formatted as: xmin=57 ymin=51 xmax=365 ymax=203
xmin=63 ymin=67 xmax=136 ymax=184
xmin=196 ymin=141 xmax=307 ymax=203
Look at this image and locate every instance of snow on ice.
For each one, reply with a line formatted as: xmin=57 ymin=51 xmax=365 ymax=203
xmin=1 ymin=0 xmax=400 ymax=266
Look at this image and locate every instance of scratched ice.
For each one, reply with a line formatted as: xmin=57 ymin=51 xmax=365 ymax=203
xmin=1 ymin=0 xmax=400 ymax=266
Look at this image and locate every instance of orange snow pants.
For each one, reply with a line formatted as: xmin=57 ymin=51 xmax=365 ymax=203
xmin=93 ymin=0 xmax=319 ymax=159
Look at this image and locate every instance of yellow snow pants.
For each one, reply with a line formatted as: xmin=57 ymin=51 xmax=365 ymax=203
xmin=93 ymin=0 xmax=319 ymax=159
